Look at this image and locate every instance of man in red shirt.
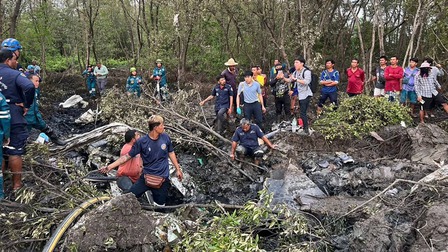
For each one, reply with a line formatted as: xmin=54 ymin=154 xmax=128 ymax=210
xmin=384 ymin=56 xmax=404 ymax=102
xmin=346 ymin=58 xmax=365 ymax=97
xmin=101 ymin=130 xmax=142 ymax=191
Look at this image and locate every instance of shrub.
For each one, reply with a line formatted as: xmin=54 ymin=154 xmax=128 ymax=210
xmin=314 ymin=95 xmax=412 ymax=140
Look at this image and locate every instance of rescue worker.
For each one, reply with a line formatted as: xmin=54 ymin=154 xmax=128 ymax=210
xmin=149 ymin=59 xmax=168 ymax=101
xmin=0 ymin=44 xmax=35 ymax=192
xmin=0 ymin=89 xmax=11 ymax=199
xmin=25 ymin=74 xmax=66 ymax=145
xmin=82 ymin=65 xmax=97 ymax=98
xmin=126 ymin=67 xmax=143 ymax=98
xmin=230 ymin=118 xmax=277 ymax=165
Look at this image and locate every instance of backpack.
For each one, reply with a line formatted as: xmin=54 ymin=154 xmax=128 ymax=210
xmin=302 ymin=67 xmax=319 ymax=93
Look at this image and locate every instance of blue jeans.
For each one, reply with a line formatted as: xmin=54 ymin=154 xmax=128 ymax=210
xmin=299 ymin=96 xmax=311 ymax=131
xmin=243 ymin=101 xmax=263 ymax=130
xmin=129 ymin=174 xmax=170 ymax=205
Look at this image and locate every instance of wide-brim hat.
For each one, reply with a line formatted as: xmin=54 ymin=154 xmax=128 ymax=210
xmin=420 ymin=62 xmax=431 ymax=68
xmin=224 ymin=58 xmax=238 ymax=66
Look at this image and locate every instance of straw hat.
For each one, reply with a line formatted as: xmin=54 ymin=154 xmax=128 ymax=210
xmin=224 ymin=58 xmax=238 ymax=66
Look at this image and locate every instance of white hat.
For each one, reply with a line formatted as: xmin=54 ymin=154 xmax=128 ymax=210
xmin=420 ymin=62 xmax=431 ymax=68
xmin=224 ymin=58 xmax=238 ymax=66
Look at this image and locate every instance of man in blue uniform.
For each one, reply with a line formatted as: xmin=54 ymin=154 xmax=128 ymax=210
xmin=0 ymin=45 xmax=35 ymax=192
xmin=199 ymin=75 xmax=234 ymax=134
xmin=230 ymin=118 xmax=277 ymax=165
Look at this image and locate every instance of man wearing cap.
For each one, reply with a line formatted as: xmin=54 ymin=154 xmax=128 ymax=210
xmin=415 ymin=62 xmax=448 ymax=123
xmin=94 ymin=62 xmax=109 ymax=95
xmin=222 ymin=58 xmax=239 ymax=109
xmin=150 ymin=59 xmax=168 ymax=101
xmin=0 ymin=43 xmax=35 ymax=192
xmin=230 ymin=118 xmax=277 ymax=165
xmin=126 ymin=67 xmax=143 ymax=97
xmin=236 ymin=70 xmax=266 ymax=130
xmin=150 ymin=59 xmax=167 ymax=88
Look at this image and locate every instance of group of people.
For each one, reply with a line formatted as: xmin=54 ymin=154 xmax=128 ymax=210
xmin=370 ymin=56 xmax=448 ymax=123
xmin=0 ymin=38 xmax=67 ymax=199
xmin=124 ymin=59 xmax=168 ymax=99
xmin=82 ymin=62 xmax=109 ymax=97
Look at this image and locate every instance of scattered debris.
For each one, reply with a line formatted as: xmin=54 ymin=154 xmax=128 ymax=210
xmin=59 ymin=95 xmax=89 ymax=108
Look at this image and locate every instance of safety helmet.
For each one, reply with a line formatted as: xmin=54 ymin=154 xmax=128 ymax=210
xmin=27 ymin=65 xmax=35 ymax=71
xmin=1 ymin=38 xmax=23 ymax=51
xmin=130 ymin=67 xmax=137 ymax=72
xmin=155 ymin=59 xmax=162 ymax=64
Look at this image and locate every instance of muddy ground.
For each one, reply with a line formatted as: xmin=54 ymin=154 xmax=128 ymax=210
xmin=1 ymin=70 xmax=448 ymax=251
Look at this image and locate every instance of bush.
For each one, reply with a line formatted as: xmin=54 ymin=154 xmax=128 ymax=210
xmin=314 ymin=95 xmax=412 ymax=140
xmin=46 ymin=56 xmax=75 ymax=72
xmin=174 ymin=191 xmax=315 ymax=252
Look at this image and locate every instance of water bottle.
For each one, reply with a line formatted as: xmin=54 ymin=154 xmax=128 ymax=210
xmin=292 ymin=117 xmax=298 ymax=133
xmin=0 ymin=172 xmax=4 ymax=199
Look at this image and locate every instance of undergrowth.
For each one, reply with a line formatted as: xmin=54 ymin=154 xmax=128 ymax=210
xmin=314 ymin=95 xmax=412 ymax=140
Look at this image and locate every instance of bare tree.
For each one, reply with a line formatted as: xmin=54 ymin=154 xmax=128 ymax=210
xmin=9 ymin=0 xmax=23 ymax=37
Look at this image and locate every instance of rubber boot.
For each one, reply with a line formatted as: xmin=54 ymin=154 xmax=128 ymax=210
xmin=43 ymin=126 xmax=67 ymax=146
xmin=9 ymin=155 xmax=23 ymax=190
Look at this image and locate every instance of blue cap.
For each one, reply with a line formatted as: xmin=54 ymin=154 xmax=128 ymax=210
xmin=1 ymin=38 xmax=23 ymax=51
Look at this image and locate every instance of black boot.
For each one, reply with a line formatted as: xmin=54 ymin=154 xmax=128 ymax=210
xmin=43 ymin=126 xmax=67 ymax=146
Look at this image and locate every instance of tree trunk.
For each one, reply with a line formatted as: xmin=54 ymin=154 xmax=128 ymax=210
xmin=348 ymin=1 xmax=366 ymax=67
xmin=140 ymin=0 xmax=151 ymax=51
xmin=0 ymin=0 xmax=4 ymax=36
xmin=403 ymin=0 xmax=422 ymax=67
xmin=9 ymin=0 xmax=23 ymax=37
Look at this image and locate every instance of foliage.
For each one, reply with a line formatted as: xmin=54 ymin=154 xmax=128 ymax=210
xmin=45 ymin=56 xmax=77 ymax=72
xmin=0 ymin=143 xmax=107 ymax=250
xmin=314 ymin=95 xmax=412 ymax=140
xmin=175 ymin=191 xmax=319 ymax=252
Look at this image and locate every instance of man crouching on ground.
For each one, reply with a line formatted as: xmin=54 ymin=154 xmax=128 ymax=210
xmin=230 ymin=118 xmax=277 ymax=165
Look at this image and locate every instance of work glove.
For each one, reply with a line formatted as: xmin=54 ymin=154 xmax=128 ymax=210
xmin=237 ymin=107 xmax=242 ymax=115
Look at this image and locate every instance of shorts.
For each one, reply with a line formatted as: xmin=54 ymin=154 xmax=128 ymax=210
xmin=374 ymin=88 xmax=385 ymax=97
xmin=4 ymin=124 xmax=29 ymax=156
xmin=419 ymin=94 xmax=447 ymax=110
xmin=400 ymin=90 xmax=417 ymax=104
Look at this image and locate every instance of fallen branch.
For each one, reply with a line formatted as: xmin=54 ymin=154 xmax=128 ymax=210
xmin=141 ymin=202 xmax=244 ymax=210
xmin=48 ymin=122 xmax=135 ymax=153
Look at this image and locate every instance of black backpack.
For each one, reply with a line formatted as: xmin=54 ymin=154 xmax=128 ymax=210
xmin=302 ymin=67 xmax=319 ymax=93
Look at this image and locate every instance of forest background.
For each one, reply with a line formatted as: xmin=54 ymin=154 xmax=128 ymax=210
xmin=1 ymin=0 xmax=448 ymax=84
